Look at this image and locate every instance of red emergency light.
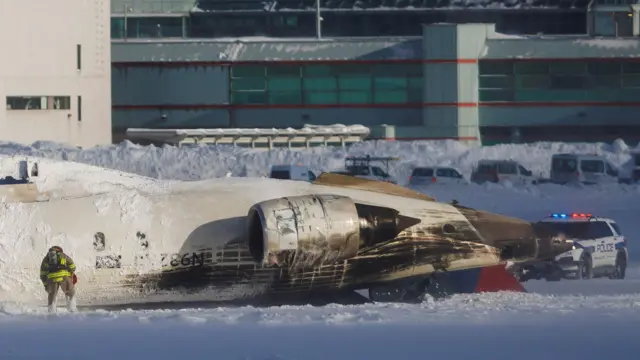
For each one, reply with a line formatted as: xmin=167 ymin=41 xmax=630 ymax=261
xmin=571 ymin=213 xmax=592 ymax=218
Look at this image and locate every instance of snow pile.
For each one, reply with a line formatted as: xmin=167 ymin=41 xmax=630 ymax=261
xmin=0 ymin=138 xmax=637 ymax=182
xmin=126 ymin=123 xmax=371 ymax=138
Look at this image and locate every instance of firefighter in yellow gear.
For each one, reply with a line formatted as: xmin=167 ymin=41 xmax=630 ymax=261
xmin=39 ymin=246 xmax=77 ymax=313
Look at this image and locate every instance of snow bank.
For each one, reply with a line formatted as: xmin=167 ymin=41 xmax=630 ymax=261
xmin=0 ymin=139 xmax=637 ymax=182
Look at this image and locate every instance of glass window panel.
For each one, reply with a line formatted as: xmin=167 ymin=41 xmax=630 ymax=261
xmin=479 ymin=75 xmax=514 ymax=89
xmin=231 ymin=65 xmax=265 ymax=78
xmin=374 ymin=77 xmax=407 ymax=90
xmin=623 ymin=62 xmax=640 ymax=75
xmin=374 ymin=90 xmax=407 ymax=104
xmin=303 ymin=65 xmax=335 ymax=77
xmin=338 ymin=76 xmax=372 ymax=90
xmin=303 ymin=77 xmax=337 ymax=91
xmin=618 ymin=88 xmax=640 ymax=101
xmin=594 ymin=12 xmax=616 ymax=36
xmin=405 ymin=64 xmax=423 ymax=76
xmin=479 ymin=90 xmax=514 ymax=102
xmin=304 ymin=91 xmax=338 ymax=104
xmin=231 ymin=91 xmax=266 ymax=104
xmin=267 ymin=78 xmax=300 ymax=91
xmin=515 ymin=90 xmax=585 ymax=102
xmin=336 ymin=64 xmax=371 ymax=76
xmin=584 ymin=89 xmax=624 ymax=101
xmin=516 ymin=75 xmax=550 ymax=89
xmin=408 ymin=77 xmax=422 ymax=89
xmin=622 ymin=74 xmax=640 ymax=87
xmin=514 ymin=62 xmax=549 ymax=75
xmin=549 ymin=62 xmax=585 ymax=75
xmin=586 ymin=75 xmax=621 ymax=88
xmin=111 ymin=18 xmax=125 ymax=38
xmin=267 ymin=65 xmax=301 ymax=77
xmin=372 ymin=64 xmax=404 ymax=76
xmin=127 ymin=17 xmax=183 ymax=38
xmin=407 ymin=88 xmax=422 ymax=102
xmin=231 ymin=78 xmax=265 ymax=91
xmin=478 ymin=61 xmax=513 ymax=75
xmin=339 ymin=90 xmax=371 ymax=104
xmin=587 ymin=61 xmax=621 ymax=75
xmin=268 ymin=91 xmax=301 ymax=105
xmin=550 ymin=75 xmax=585 ymax=89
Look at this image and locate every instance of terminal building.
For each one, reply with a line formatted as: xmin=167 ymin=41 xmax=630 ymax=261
xmin=5 ymin=0 xmax=639 ymax=147
xmin=0 ymin=1 xmax=112 ymax=148
xmin=111 ymin=0 xmax=640 ymax=146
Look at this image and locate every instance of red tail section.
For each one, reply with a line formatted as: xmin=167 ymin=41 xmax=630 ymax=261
xmin=427 ymin=263 xmax=525 ymax=298
xmin=475 ymin=264 xmax=525 ymax=293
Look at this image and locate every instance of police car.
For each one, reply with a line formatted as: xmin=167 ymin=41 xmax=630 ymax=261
xmin=516 ymin=213 xmax=627 ymax=281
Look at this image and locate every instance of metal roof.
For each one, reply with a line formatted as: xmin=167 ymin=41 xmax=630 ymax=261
xmin=480 ymin=35 xmax=640 ymax=59
xmin=111 ymin=37 xmax=423 ymax=62
xmin=193 ymin=0 xmax=591 ymax=11
xmin=111 ymin=0 xmax=591 ymax=13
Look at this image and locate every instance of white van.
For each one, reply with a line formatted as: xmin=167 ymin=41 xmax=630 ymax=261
xmin=631 ymin=151 xmax=640 ymax=183
xmin=408 ymin=166 xmax=467 ymax=186
xmin=269 ymin=165 xmax=317 ymax=182
xmin=470 ymin=160 xmax=536 ymax=185
xmin=550 ymin=154 xmax=618 ymax=185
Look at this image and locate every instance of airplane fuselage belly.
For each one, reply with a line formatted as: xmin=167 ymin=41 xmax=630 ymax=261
xmin=1 ymin=178 xmax=488 ymax=306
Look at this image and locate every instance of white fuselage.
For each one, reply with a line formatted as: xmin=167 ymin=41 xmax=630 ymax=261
xmin=0 ymin=177 xmax=498 ymax=307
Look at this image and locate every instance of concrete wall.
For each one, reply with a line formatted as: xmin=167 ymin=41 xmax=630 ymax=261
xmin=0 ymin=0 xmax=112 ymax=148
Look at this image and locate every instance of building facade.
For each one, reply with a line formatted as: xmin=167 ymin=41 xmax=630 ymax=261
xmin=1 ymin=0 xmax=112 ymax=148
xmin=111 ymin=0 xmax=640 ymax=145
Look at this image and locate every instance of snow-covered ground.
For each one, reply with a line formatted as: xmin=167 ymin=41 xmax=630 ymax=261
xmin=0 ymin=139 xmax=639 ymax=359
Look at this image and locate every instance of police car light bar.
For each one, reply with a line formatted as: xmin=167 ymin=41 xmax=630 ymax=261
xmin=550 ymin=213 xmax=593 ymax=219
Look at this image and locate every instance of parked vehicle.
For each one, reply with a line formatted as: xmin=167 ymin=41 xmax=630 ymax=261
xmin=269 ymin=164 xmax=316 ymax=182
xmin=514 ymin=212 xmax=627 ymax=281
xmin=408 ymin=166 xmax=467 ymax=186
xmin=549 ymin=153 xmax=618 ymax=185
xmin=343 ymin=156 xmax=398 ymax=184
xmin=470 ymin=160 xmax=536 ymax=185
xmin=631 ymin=151 xmax=640 ymax=183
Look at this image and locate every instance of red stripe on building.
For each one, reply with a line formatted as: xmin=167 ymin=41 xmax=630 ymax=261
xmin=111 ymin=59 xmax=477 ymax=67
xmin=113 ymin=101 xmax=640 ymax=110
xmin=112 ymin=103 xmax=425 ymax=110
xmin=480 ymin=101 xmax=640 ymax=107
xmin=480 ymin=57 xmax=640 ymax=62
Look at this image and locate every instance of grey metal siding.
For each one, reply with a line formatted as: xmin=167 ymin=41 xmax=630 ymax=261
xmin=480 ymin=106 xmax=640 ymax=127
xmin=113 ymin=109 xmax=230 ymax=129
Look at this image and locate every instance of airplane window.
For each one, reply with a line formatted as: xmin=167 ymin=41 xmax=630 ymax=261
xmin=93 ymin=232 xmax=106 ymax=251
xmin=137 ymin=231 xmax=149 ymax=249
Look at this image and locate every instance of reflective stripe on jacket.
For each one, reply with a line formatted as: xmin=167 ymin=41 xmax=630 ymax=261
xmin=40 ymin=253 xmax=76 ymax=283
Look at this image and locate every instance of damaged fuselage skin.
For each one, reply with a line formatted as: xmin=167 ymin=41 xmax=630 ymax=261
xmin=3 ymin=173 xmax=573 ymax=307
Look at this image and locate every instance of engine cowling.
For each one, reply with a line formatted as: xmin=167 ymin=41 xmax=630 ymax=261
xmin=246 ymin=194 xmax=418 ymax=268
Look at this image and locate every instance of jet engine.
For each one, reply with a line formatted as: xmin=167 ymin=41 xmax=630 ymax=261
xmin=246 ymin=194 xmax=420 ymax=268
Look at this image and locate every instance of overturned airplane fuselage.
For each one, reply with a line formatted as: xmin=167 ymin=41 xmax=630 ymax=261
xmin=0 ymin=172 xmax=572 ymax=307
